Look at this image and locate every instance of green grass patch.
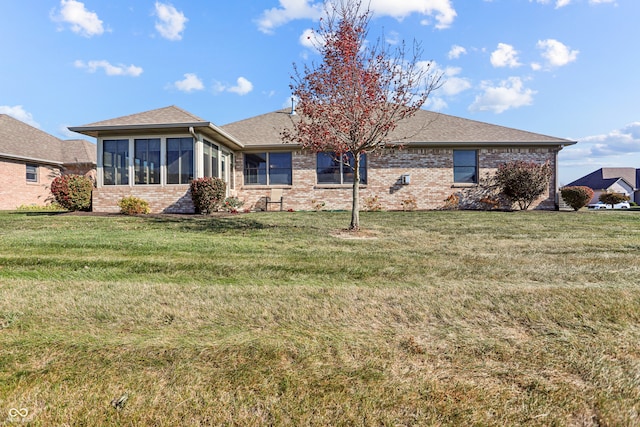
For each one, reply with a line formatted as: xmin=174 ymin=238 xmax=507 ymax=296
xmin=1 ymin=210 xmax=639 ymax=425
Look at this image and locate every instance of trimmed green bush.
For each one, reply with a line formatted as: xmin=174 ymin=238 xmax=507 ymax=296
xmin=118 ymin=196 xmax=151 ymax=215
xmin=190 ymin=177 xmax=226 ymax=214
xmin=560 ymin=186 xmax=594 ymax=211
xmin=50 ymin=174 xmax=93 ymax=211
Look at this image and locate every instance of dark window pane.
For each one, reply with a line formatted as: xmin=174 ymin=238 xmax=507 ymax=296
xmin=269 ymin=152 xmax=292 ymax=185
xmin=103 ymin=139 xmax=129 ymax=185
xmin=244 ymin=153 xmax=267 ymax=185
xmin=167 ymin=137 xmax=193 ymax=184
xmin=453 ymin=150 xmax=477 ymax=183
xmin=134 ymin=139 xmax=160 ymax=185
xmin=26 ymin=164 xmax=38 ymax=182
xmin=317 ymin=152 xmax=340 ymax=184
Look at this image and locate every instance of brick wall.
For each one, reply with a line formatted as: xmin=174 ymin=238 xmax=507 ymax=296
xmin=92 ymin=185 xmax=195 ymax=213
xmin=93 ymin=146 xmax=558 ymax=213
xmin=234 ymin=147 xmax=558 ymax=212
xmin=0 ymin=158 xmax=60 ymax=210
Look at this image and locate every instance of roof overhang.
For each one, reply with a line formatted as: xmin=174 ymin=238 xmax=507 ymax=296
xmin=385 ymin=139 xmax=578 ymax=148
xmin=68 ymin=122 xmax=245 ymax=151
xmin=0 ymin=152 xmax=63 ymax=166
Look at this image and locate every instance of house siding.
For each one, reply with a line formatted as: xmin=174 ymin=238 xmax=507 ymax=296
xmin=0 ymin=158 xmax=60 ymax=210
xmin=234 ymin=147 xmax=558 ymax=212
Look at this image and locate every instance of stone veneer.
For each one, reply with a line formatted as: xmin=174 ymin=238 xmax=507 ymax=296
xmin=92 ymin=146 xmax=558 ymax=213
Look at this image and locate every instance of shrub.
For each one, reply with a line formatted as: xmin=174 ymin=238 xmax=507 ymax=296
xmin=401 ymin=196 xmax=417 ymax=211
xmin=50 ymin=174 xmax=93 ymax=211
xmin=599 ymin=191 xmax=630 ymax=207
xmin=16 ymin=203 xmax=66 ymax=212
xmin=442 ymin=193 xmax=459 ymax=210
xmin=560 ymin=186 xmax=594 ymax=211
xmin=311 ymin=199 xmax=325 ymax=211
xmin=495 ymin=161 xmax=551 ymax=210
xmin=223 ymin=197 xmax=244 ymax=213
xmin=363 ymin=195 xmax=382 ymax=212
xmin=190 ymin=177 xmax=226 ymax=214
xmin=118 ymin=196 xmax=151 ymax=215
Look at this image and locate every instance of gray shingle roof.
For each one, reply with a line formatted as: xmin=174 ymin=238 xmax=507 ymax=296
xmin=567 ymin=168 xmax=639 ymax=190
xmin=78 ymin=105 xmax=207 ymax=127
xmin=221 ymin=108 xmax=576 ymax=148
xmin=0 ymin=114 xmax=96 ymax=165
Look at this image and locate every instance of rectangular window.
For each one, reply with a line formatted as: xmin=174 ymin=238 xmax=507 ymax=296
xmin=203 ymin=140 xmax=219 ymax=178
xmin=244 ymin=152 xmax=292 ymax=185
xmin=316 ymin=152 xmax=367 ymax=184
xmin=453 ymin=149 xmax=478 ymax=183
xmin=134 ymin=139 xmax=160 ymax=185
xmin=26 ymin=164 xmax=38 ymax=182
xmin=167 ymin=137 xmax=194 ymax=184
xmin=103 ymin=139 xmax=129 ymax=185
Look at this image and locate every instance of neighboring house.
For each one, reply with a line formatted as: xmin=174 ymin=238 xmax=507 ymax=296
xmin=69 ymin=105 xmax=576 ymax=213
xmin=566 ymin=168 xmax=639 ymax=204
xmin=0 ymin=114 xmax=96 ymax=210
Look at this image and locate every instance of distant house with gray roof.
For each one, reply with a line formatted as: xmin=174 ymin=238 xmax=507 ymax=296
xmin=566 ymin=168 xmax=639 ymax=204
xmin=69 ymin=105 xmax=576 ymax=213
xmin=0 ymin=114 xmax=96 ymax=210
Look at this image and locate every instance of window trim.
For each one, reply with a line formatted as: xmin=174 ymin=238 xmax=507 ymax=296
xmin=26 ymin=163 xmax=38 ymax=183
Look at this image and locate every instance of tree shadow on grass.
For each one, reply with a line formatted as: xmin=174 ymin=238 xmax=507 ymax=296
xmin=142 ymin=214 xmax=270 ymax=233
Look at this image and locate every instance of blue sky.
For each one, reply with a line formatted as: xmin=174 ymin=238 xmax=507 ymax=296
xmin=1 ymin=0 xmax=638 ymax=184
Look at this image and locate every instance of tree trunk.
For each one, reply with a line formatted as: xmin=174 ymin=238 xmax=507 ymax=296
xmin=350 ymin=154 xmax=360 ymax=231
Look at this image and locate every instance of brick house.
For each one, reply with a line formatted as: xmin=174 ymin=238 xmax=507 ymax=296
xmin=0 ymin=114 xmax=96 ymax=210
xmin=69 ymin=105 xmax=576 ymax=213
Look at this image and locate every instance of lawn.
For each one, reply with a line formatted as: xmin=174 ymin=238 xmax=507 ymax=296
xmin=0 ymin=210 xmax=639 ymax=426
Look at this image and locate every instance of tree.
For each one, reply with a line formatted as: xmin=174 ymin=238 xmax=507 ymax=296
xmin=560 ymin=186 xmax=594 ymax=211
xmin=495 ymin=161 xmax=552 ymax=210
xmin=282 ymin=0 xmax=441 ymax=231
xmin=599 ymin=191 xmax=629 ymax=208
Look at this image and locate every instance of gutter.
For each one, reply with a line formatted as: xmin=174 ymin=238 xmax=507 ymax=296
xmin=0 ymin=152 xmax=63 ymax=166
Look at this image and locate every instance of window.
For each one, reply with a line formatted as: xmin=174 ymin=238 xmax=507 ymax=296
xmin=316 ymin=152 xmax=367 ymax=184
xmin=453 ymin=149 xmax=478 ymax=184
xmin=26 ymin=164 xmax=38 ymax=182
xmin=167 ymin=137 xmax=194 ymax=184
xmin=244 ymin=152 xmax=292 ymax=185
xmin=103 ymin=139 xmax=129 ymax=185
xmin=203 ymin=140 xmax=219 ymax=178
xmin=134 ymin=139 xmax=160 ymax=185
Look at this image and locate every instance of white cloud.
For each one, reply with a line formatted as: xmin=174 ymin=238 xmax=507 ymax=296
xmin=439 ymin=66 xmax=472 ymax=96
xmin=51 ymin=0 xmax=104 ymax=37
xmin=299 ymin=28 xmax=324 ymax=50
xmin=173 ymin=73 xmax=204 ymax=92
xmin=257 ymin=0 xmax=457 ymax=33
xmin=448 ymin=45 xmax=467 ymax=60
xmin=490 ymin=43 xmax=522 ymax=68
xmin=214 ymin=77 xmax=254 ymax=96
xmin=469 ymin=77 xmax=536 ymax=114
xmin=74 ymin=60 xmax=143 ymax=76
xmin=418 ymin=61 xmax=471 ymax=111
xmin=368 ymin=0 xmax=457 ymax=29
xmin=575 ymin=122 xmax=640 ymax=157
xmin=537 ymin=39 xmax=579 ymax=68
xmin=257 ymin=0 xmax=324 ymax=34
xmin=530 ymin=0 xmax=615 ymax=7
xmin=154 ymin=2 xmax=188 ymax=41
xmin=0 ymin=105 xmax=40 ymax=128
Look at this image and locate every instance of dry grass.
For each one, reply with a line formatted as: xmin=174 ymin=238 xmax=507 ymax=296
xmin=0 ymin=210 xmax=639 ymax=426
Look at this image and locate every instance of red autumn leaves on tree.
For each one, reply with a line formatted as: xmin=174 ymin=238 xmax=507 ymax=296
xmin=283 ymin=0 xmax=441 ymax=230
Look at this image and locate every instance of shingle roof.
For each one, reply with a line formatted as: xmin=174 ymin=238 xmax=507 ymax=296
xmin=69 ymin=105 xmax=244 ymax=149
xmin=0 ymin=114 xmax=96 ymax=165
xmin=567 ymin=167 xmax=639 ymax=190
xmin=78 ymin=105 xmax=207 ymax=127
xmin=221 ymin=108 xmax=576 ymax=148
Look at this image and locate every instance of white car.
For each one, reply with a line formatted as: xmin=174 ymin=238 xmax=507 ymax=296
xmin=588 ymin=201 xmax=631 ymax=209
